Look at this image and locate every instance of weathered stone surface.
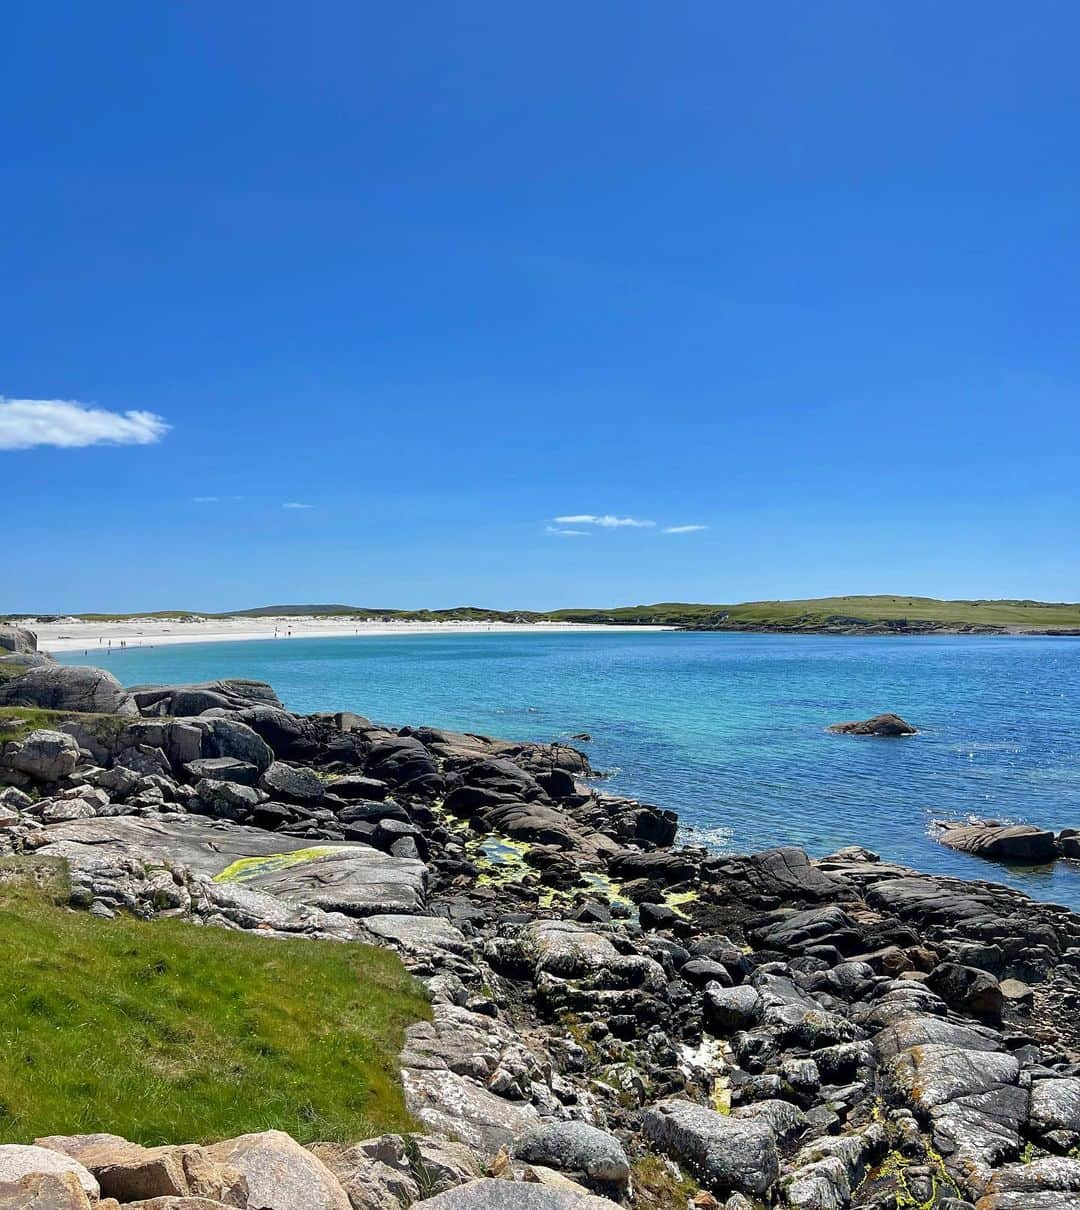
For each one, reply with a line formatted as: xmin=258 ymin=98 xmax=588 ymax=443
xmin=2 ymin=730 xmax=80 ymax=782
xmin=0 ymin=625 xmax=37 ymax=655
xmin=361 ymin=914 xmax=471 ymax=956
xmin=403 ymin=1069 xmax=541 ymax=1155
xmin=0 ymin=1172 xmax=93 ymax=1209
xmin=204 ymin=1131 xmax=349 ymax=1210
xmin=828 ymin=713 xmax=916 ymax=736
xmin=0 ymin=665 xmax=133 ymax=715
xmin=1029 ymin=1078 xmax=1080 ymax=1136
xmin=34 ymin=816 xmax=427 ymax=914
xmin=512 ymin=1122 xmax=630 ymax=1190
xmin=0 ymin=1149 xmax=98 ymax=1200
xmin=524 ymin=921 xmax=619 ymax=977
xmin=641 ymin=1099 xmax=778 ymax=1197
xmin=411 ymin=1179 xmax=620 ymax=1210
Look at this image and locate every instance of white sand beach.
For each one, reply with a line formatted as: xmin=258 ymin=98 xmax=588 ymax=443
xmin=26 ymin=616 xmax=670 ymax=654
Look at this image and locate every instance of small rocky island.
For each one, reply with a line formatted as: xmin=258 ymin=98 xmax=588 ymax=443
xmin=1 ymin=626 xmax=1079 ymax=1210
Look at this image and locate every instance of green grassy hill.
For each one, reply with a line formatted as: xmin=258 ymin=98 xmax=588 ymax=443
xmin=7 ymin=595 xmax=1080 ymax=632
xmin=0 ymin=859 xmax=428 ymax=1145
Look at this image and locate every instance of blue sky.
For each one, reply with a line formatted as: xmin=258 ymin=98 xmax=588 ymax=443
xmin=2 ymin=1 xmax=1078 ymax=613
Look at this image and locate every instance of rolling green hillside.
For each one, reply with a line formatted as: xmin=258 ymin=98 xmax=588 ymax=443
xmin=7 ymin=595 xmax=1080 ymax=633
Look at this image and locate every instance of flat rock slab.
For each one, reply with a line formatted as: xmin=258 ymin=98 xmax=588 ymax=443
xmin=361 ymin=914 xmax=471 ymax=955
xmin=412 ymin=1179 xmax=620 ymax=1210
xmin=34 ymin=815 xmax=427 ymax=915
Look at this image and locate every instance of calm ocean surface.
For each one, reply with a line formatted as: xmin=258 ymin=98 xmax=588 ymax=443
xmin=59 ymin=632 xmax=1080 ymax=907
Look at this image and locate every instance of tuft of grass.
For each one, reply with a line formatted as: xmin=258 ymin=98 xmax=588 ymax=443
xmin=631 ymin=1153 xmax=700 ymax=1210
xmin=0 ymin=860 xmax=430 ymax=1146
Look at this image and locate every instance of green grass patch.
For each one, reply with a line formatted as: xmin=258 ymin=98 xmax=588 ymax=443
xmin=0 ymin=706 xmax=132 ymax=745
xmin=0 ymin=861 xmax=430 ymax=1145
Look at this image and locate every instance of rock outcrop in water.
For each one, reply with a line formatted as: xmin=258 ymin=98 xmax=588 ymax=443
xmin=827 ymin=714 xmax=917 ymax=737
xmin=2 ymin=665 xmax=1080 ymax=1209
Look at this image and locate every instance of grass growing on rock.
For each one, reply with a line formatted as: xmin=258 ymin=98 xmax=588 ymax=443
xmin=0 ymin=859 xmax=430 ymax=1145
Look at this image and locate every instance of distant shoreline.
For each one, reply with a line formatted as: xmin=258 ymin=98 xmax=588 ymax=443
xmin=26 ymin=614 xmax=1080 ymax=654
xmin=31 ymin=617 xmax=674 ymax=654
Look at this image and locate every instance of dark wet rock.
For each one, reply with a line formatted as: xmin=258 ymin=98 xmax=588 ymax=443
xmin=0 ymin=665 xmax=134 ymax=715
xmin=325 ymin=774 xmax=389 ymax=801
xmin=927 ymin=963 xmax=1004 ymax=1018
xmin=130 ymin=679 xmax=282 ymax=718
xmin=641 ymin=1098 xmax=779 ymax=1198
xmin=607 ymin=849 xmax=698 ymax=884
xmin=259 ymin=761 xmax=324 ymax=803
xmin=828 ymin=712 xmax=917 ymax=736
xmin=703 ymin=985 xmax=764 ymax=1033
xmin=937 ymin=823 xmax=1057 ymax=865
xmin=230 ymin=705 xmax=316 ymax=759
xmin=725 ymin=846 xmax=852 ymax=903
xmin=365 ymin=736 xmax=442 ymax=794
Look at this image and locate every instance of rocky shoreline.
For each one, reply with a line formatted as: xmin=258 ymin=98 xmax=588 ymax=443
xmin=3 ymin=626 xmax=1080 ymax=1209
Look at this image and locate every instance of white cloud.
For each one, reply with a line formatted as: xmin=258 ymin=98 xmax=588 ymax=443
xmin=554 ymin=514 xmax=655 ymax=529
xmin=283 ymin=501 xmax=313 ymax=510
xmin=0 ymin=396 xmax=169 ymax=451
xmin=545 ymin=526 xmax=589 ymax=537
xmin=663 ymin=524 xmax=708 ymax=534
xmin=193 ymin=496 xmax=219 ymax=504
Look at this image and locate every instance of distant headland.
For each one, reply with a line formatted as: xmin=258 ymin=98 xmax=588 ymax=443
xmin=6 ymin=594 xmax=1080 ymax=653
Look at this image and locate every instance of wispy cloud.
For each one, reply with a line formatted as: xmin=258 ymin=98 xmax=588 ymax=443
xmin=193 ymin=496 xmax=219 ymax=504
xmin=283 ymin=501 xmax=313 ymax=510
xmin=545 ymin=525 xmax=589 ymax=537
xmin=554 ymin=514 xmax=655 ymax=529
xmin=663 ymin=524 xmax=708 ymax=534
xmin=0 ymin=396 xmax=169 ymax=451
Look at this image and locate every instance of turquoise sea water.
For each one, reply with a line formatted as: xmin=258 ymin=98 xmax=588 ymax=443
xmin=59 ymin=632 xmax=1080 ymax=908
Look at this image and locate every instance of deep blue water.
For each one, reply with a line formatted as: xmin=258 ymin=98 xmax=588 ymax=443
xmin=59 ymin=632 xmax=1080 ymax=907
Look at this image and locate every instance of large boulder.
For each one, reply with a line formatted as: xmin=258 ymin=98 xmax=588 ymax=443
xmin=0 ymin=1147 xmax=98 ymax=1199
xmin=0 ymin=665 xmax=134 ymax=715
xmin=259 ymin=761 xmax=324 ymax=803
xmin=937 ymin=822 xmax=1057 ymax=864
xmin=1 ymin=729 xmax=80 ymax=782
xmin=232 ymin=705 xmax=317 ymax=759
xmin=641 ymin=1099 xmax=779 ymax=1198
xmin=512 ymin=1122 xmax=629 ymax=1191
xmin=204 ymin=1131 xmax=348 ymax=1210
xmin=365 ymin=736 xmax=442 ymax=793
xmin=828 ymin=713 xmax=916 ymax=736
xmin=0 ymin=625 xmax=38 ymax=654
